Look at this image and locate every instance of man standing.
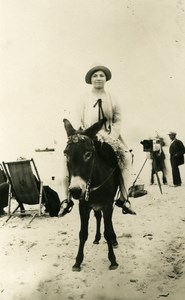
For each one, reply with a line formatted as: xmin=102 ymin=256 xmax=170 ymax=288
xmin=168 ymin=131 xmax=185 ymax=187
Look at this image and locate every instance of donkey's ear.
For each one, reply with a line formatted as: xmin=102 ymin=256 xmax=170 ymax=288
xmin=63 ymin=119 xmax=76 ymax=137
xmin=83 ymin=118 xmax=107 ymax=139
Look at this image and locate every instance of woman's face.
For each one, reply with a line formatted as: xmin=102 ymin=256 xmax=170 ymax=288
xmin=91 ymin=70 xmax=106 ymax=89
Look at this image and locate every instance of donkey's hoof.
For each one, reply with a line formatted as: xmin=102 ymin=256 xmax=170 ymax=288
xmin=112 ymin=241 xmax=118 ymax=248
xmin=109 ymin=262 xmax=119 ymax=270
xmin=72 ymin=265 xmax=81 ymax=272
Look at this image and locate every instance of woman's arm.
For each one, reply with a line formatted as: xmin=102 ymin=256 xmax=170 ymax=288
xmin=110 ymin=96 xmax=122 ymax=140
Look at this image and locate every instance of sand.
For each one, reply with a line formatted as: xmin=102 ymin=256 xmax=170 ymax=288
xmin=0 ymin=178 xmax=185 ymax=300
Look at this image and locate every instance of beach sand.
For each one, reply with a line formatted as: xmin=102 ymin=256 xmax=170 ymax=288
xmin=0 ymin=177 xmax=185 ymax=300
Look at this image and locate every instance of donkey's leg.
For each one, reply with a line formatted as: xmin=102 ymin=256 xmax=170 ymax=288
xmin=93 ymin=210 xmax=102 ymax=244
xmin=109 ymin=206 xmax=118 ymax=248
xmin=72 ymin=204 xmax=90 ymax=272
xmin=105 ymin=204 xmax=118 ymax=247
xmin=103 ymin=206 xmax=119 ymax=270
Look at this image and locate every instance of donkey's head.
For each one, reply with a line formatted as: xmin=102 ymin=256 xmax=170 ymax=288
xmin=63 ymin=118 xmax=106 ymax=200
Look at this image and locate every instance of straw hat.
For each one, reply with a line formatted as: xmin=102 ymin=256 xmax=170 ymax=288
xmin=85 ymin=65 xmax=112 ymax=84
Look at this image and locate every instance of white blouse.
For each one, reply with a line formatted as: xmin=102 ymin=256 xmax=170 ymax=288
xmin=79 ymin=90 xmax=122 ymax=140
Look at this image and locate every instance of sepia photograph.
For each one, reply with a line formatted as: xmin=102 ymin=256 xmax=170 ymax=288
xmin=0 ymin=1 xmax=185 ymax=299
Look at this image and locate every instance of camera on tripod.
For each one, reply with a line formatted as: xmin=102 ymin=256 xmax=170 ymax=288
xmin=140 ymin=137 xmax=164 ymax=194
xmin=140 ymin=138 xmax=161 ymax=153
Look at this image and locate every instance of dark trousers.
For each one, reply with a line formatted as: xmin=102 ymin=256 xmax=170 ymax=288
xmin=170 ymin=157 xmax=181 ymax=185
xmin=151 ymin=169 xmax=167 ymax=185
xmin=0 ymin=182 xmax=61 ymax=217
xmin=0 ymin=183 xmax=9 ymax=213
xmin=150 ymin=154 xmax=167 ymax=184
xmin=44 ymin=186 xmax=61 ymax=217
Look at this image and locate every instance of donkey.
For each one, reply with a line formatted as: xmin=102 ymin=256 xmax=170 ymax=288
xmin=63 ymin=118 xmax=120 ymax=271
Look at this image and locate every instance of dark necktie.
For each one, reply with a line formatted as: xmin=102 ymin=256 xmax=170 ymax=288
xmin=93 ymin=99 xmax=104 ymax=121
xmin=93 ymin=99 xmax=110 ymax=133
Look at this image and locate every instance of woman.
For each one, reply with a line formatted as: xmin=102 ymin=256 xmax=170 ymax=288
xmin=60 ymin=65 xmax=136 ymax=216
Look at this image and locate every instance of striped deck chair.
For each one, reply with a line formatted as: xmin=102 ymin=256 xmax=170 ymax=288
xmin=2 ymin=158 xmax=46 ymax=225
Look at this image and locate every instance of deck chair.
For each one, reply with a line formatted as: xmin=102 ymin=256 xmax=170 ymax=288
xmin=2 ymin=158 xmax=46 ymax=225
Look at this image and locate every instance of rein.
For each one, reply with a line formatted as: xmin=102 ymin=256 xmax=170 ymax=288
xmin=84 ymin=152 xmax=118 ymax=201
xmin=66 ymin=132 xmax=118 ymax=202
xmin=90 ymin=165 xmax=117 ymax=192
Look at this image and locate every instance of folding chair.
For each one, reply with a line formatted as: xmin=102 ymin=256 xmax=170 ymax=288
xmin=2 ymin=158 xmax=46 ymax=225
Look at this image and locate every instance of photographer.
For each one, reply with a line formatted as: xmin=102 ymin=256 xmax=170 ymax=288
xmin=140 ymin=137 xmax=167 ymax=190
xmin=150 ymin=137 xmax=167 ymax=185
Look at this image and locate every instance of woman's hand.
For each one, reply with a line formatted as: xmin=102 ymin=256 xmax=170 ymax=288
xmin=96 ymin=130 xmax=109 ymax=141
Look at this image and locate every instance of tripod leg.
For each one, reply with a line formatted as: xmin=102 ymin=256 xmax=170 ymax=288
xmin=132 ymin=158 xmax=148 ymax=186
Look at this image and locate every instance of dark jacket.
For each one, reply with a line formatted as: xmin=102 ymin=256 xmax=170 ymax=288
xmin=169 ymin=139 xmax=185 ymax=166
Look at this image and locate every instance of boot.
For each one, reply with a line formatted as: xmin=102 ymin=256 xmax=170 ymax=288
xmin=115 ymin=199 xmax=136 ymax=215
xmin=59 ymin=199 xmax=74 ymax=217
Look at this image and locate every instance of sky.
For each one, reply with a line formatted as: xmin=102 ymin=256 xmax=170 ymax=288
xmin=1 ymin=0 xmax=185 ymax=163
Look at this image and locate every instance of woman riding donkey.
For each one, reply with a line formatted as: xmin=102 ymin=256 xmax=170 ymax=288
xmin=60 ymin=65 xmax=136 ymax=216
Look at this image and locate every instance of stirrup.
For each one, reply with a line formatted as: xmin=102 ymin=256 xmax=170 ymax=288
xmin=60 ymin=199 xmax=74 ymax=217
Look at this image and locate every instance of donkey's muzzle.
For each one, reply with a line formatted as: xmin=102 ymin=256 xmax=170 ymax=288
xmin=69 ymin=187 xmax=82 ymax=200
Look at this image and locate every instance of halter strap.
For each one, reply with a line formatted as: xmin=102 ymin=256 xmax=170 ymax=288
xmin=90 ymin=165 xmax=117 ymax=192
xmin=84 ymin=150 xmax=118 ymax=201
xmin=84 ymin=155 xmax=95 ymax=201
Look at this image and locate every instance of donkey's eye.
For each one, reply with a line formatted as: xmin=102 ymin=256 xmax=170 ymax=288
xmin=83 ymin=152 xmax=92 ymax=162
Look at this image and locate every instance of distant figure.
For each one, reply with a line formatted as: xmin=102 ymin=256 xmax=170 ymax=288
xmin=168 ymin=131 xmax=185 ymax=187
xmin=0 ymin=168 xmax=8 ymax=216
xmin=150 ymin=137 xmax=167 ymax=185
xmin=0 ymin=183 xmax=9 ymax=216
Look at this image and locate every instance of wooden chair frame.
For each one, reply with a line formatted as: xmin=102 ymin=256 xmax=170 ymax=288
xmin=2 ymin=158 xmax=46 ymax=225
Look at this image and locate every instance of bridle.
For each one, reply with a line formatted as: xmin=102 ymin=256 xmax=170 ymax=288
xmin=84 ymin=147 xmax=118 ymax=202
xmin=66 ymin=133 xmax=118 ymax=202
